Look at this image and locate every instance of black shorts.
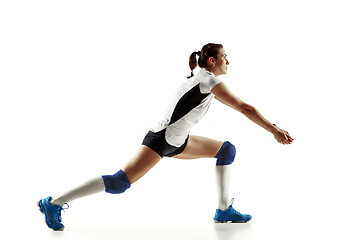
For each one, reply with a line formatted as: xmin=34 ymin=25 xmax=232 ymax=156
xmin=142 ymin=129 xmax=189 ymax=158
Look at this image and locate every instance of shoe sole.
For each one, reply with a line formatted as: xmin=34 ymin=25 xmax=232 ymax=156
xmin=214 ymin=219 xmax=251 ymax=223
xmin=38 ymin=200 xmax=64 ymax=231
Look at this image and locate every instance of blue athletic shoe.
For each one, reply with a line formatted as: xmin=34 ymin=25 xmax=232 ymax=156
xmin=214 ymin=198 xmax=252 ymax=223
xmin=38 ymin=197 xmax=69 ymax=231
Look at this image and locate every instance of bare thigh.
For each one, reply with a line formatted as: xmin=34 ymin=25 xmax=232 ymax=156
xmin=172 ymin=135 xmax=224 ymax=159
xmin=122 ymin=145 xmax=162 ymax=184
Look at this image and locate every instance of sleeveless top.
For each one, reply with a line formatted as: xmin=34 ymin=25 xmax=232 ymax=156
xmin=150 ymin=68 xmax=222 ymax=147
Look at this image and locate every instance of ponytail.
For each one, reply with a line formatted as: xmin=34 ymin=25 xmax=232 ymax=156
xmin=187 ymin=51 xmax=201 ymax=79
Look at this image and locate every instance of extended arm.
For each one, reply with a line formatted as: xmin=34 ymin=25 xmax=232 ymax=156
xmin=211 ymin=82 xmax=293 ymax=144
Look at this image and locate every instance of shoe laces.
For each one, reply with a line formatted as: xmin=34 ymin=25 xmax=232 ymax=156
xmin=229 ymin=198 xmax=242 ymax=215
xmin=55 ymin=203 xmax=69 ymax=222
xmin=231 ymin=207 xmax=242 ymax=215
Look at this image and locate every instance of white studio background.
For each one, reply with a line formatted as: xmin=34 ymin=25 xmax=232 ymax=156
xmin=1 ymin=0 xmax=359 ymax=240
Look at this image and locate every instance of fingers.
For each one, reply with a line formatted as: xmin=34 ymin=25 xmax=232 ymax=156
xmin=286 ymin=131 xmax=294 ymax=143
xmin=274 ymin=128 xmax=294 ymax=145
xmin=279 ymin=131 xmax=294 ymax=145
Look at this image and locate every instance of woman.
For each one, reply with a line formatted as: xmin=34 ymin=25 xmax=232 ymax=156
xmin=38 ymin=43 xmax=293 ymax=231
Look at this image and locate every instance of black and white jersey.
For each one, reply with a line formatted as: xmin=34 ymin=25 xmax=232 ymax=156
xmin=150 ymin=68 xmax=222 ymax=147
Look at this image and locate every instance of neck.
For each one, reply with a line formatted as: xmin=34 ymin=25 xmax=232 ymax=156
xmin=206 ymin=67 xmax=221 ymax=77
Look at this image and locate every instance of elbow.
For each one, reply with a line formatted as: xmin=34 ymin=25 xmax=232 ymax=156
xmin=239 ymin=104 xmax=255 ymax=115
xmin=221 ymin=96 xmax=255 ymax=114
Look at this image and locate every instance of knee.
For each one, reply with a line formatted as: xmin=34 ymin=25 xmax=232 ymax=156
xmin=215 ymin=141 xmax=236 ymax=166
xmin=102 ymin=170 xmax=131 ymax=194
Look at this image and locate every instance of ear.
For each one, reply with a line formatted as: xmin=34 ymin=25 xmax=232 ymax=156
xmin=207 ymin=56 xmax=216 ymax=66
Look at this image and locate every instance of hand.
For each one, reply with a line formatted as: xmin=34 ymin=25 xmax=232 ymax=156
xmin=273 ymin=127 xmax=294 ymax=145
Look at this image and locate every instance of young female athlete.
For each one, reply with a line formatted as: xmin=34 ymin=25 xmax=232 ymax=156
xmin=38 ymin=43 xmax=293 ymax=231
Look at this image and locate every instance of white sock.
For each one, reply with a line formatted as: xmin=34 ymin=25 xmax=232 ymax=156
xmin=51 ymin=176 xmax=105 ymax=206
xmin=215 ymin=165 xmax=231 ymax=210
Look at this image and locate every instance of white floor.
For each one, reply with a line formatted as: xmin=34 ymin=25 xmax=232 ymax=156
xmin=17 ymin=214 xmax=360 ymax=240
xmin=33 ymin=221 xmax=253 ymax=240
xmin=9 ymin=194 xmax=359 ymax=240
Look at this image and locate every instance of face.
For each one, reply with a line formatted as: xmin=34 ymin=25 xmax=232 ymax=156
xmin=209 ymin=48 xmax=229 ymax=77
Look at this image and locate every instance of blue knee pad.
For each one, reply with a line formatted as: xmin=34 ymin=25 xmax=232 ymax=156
xmin=102 ymin=170 xmax=131 ymax=194
xmin=215 ymin=141 xmax=236 ymax=166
